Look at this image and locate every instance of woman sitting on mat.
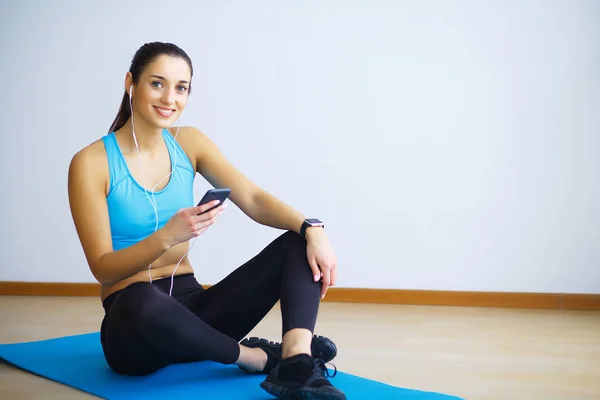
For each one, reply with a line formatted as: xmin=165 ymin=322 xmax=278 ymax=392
xmin=67 ymin=41 xmax=346 ymax=400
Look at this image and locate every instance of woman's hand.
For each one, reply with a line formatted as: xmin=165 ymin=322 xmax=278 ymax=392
xmin=305 ymin=228 xmax=338 ymax=299
xmin=161 ymin=200 xmax=227 ymax=247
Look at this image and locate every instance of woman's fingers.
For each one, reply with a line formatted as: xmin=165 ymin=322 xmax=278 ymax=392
xmin=320 ymin=261 xmax=331 ymax=299
xmin=308 ymin=256 xmax=321 ymax=284
xmin=330 ymin=264 xmax=338 ymax=287
xmin=193 ymin=203 xmax=226 ymax=224
xmin=186 ymin=203 xmax=227 ymax=236
xmin=193 ymin=200 xmax=222 ymax=215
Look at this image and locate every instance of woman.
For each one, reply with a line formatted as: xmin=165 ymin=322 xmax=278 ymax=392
xmin=67 ymin=42 xmax=346 ymax=400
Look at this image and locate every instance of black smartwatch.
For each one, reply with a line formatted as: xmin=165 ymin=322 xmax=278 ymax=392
xmin=300 ymin=218 xmax=325 ymax=238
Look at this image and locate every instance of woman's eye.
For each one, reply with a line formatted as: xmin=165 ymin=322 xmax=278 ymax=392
xmin=177 ymin=86 xmax=188 ymax=92
xmin=152 ymin=81 xmax=163 ymax=88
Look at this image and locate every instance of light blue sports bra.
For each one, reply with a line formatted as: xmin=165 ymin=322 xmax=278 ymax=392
xmin=101 ymin=130 xmax=195 ymax=251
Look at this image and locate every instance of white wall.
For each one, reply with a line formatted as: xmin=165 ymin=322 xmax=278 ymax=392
xmin=1 ymin=0 xmax=598 ymax=293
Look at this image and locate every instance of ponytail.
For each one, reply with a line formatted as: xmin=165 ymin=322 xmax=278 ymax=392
xmin=108 ymin=92 xmax=131 ymax=134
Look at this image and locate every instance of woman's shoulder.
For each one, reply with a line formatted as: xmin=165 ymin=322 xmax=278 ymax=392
xmin=71 ymin=138 xmax=109 ymax=167
xmin=165 ymin=126 xmax=217 ymax=167
xmin=166 ymin=125 xmax=210 ymax=146
xmin=69 ymin=138 xmax=109 ymax=184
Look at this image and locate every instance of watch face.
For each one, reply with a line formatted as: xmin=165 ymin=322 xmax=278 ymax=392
xmin=306 ymin=218 xmax=323 ymax=225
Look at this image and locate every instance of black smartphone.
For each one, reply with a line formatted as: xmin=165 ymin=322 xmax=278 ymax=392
xmin=197 ymin=188 xmax=231 ymax=214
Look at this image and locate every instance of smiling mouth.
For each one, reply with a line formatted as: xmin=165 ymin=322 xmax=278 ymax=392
xmin=153 ymin=106 xmax=175 ymax=117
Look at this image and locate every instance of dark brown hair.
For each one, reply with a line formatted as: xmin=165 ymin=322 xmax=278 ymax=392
xmin=108 ymin=42 xmax=193 ymax=133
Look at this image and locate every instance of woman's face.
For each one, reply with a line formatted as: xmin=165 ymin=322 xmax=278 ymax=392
xmin=129 ymin=54 xmax=191 ymax=129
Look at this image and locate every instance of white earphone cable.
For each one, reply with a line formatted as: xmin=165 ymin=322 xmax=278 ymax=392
xmin=129 ymin=86 xmax=195 ymax=295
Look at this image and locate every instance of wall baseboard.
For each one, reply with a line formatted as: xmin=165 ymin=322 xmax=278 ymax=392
xmin=1 ymin=282 xmax=599 ymax=310
xmin=0 ymin=282 xmax=101 ymax=297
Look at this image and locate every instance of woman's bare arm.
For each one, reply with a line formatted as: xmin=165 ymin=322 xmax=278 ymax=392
xmin=67 ymin=145 xmax=173 ymax=285
xmin=187 ymin=127 xmax=306 ymax=234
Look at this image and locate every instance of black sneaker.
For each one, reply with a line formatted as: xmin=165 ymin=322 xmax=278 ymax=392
xmin=260 ymin=354 xmax=346 ymax=400
xmin=239 ymin=335 xmax=337 ymax=374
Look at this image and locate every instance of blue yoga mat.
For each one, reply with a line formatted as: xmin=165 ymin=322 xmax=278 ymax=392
xmin=0 ymin=333 xmax=463 ymax=399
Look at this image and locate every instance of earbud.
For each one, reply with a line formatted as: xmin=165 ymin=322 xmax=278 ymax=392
xmin=129 ymin=85 xmax=133 ymax=97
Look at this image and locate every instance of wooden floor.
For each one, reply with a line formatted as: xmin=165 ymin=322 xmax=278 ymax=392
xmin=1 ymin=296 xmax=599 ymax=400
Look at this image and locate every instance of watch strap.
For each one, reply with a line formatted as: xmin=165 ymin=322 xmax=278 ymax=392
xmin=300 ymin=219 xmax=324 ymax=238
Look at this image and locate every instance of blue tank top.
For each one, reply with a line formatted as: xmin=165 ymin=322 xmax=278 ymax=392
xmin=101 ymin=130 xmax=195 ymax=251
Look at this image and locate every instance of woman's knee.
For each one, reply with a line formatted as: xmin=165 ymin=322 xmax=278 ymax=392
xmin=102 ymin=287 xmax=170 ymax=376
xmin=279 ymin=231 xmax=314 ymax=273
xmin=258 ymin=231 xmax=309 ymax=278
xmin=104 ymin=346 xmax=165 ymax=376
xmin=279 ymin=230 xmax=306 ymax=251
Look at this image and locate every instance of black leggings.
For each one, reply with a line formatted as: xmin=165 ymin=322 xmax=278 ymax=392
xmin=99 ymin=231 xmax=322 ymax=376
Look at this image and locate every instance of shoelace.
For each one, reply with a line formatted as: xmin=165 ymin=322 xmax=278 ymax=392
xmin=314 ymin=357 xmax=338 ymax=378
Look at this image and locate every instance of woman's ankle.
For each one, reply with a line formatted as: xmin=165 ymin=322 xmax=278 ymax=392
xmin=236 ymin=345 xmax=268 ymax=372
xmin=282 ymin=328 xmax=313 ymax=359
